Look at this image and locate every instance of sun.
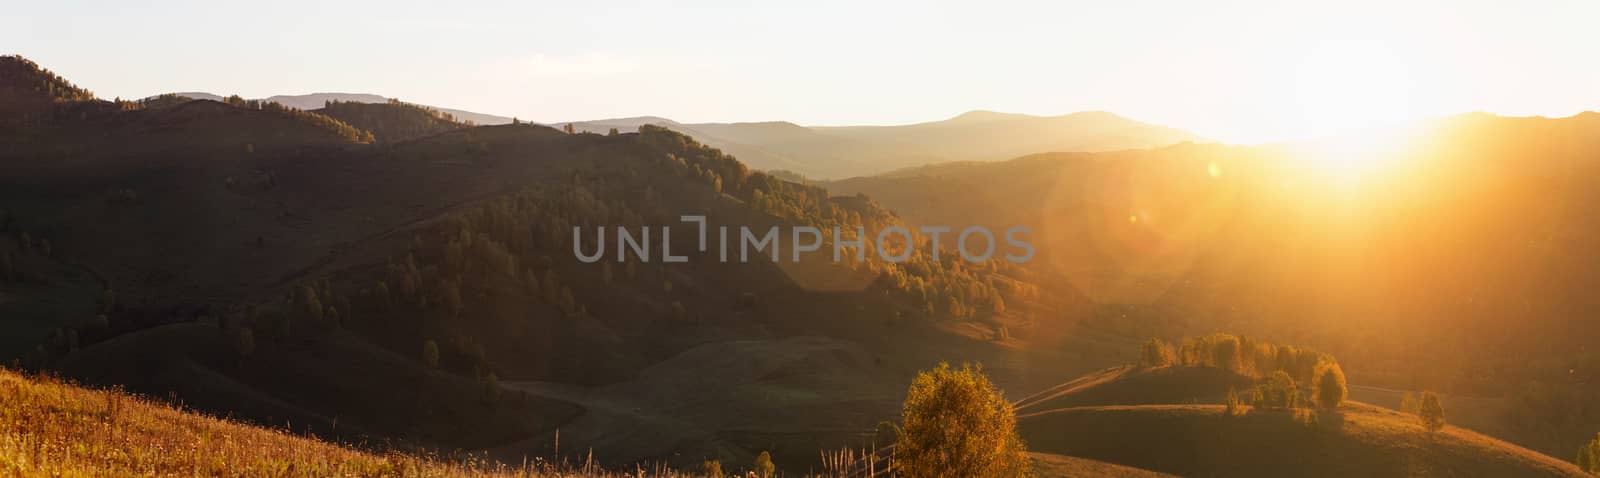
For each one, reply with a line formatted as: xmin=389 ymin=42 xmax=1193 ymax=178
xmin=1291 ymin=38 xmax=1417 ymax=140
xmin=1281 ymin=38 xmax=1427 ymax=185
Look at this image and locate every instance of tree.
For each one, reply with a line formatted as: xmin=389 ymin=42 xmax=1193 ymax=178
xmin=701 ymin=460 xmax=722 ymax=478
xmin=1576 ymin=433 xmax=1600 ymax=475
xmin=897 ymin=363 xmax=1032 ymax=478
xmin=1419 ymin=391 xmax=1446 ymax=432
xmin=1225 ymin=386 xmax=1244 ymax=417
xmin=753 ymin=451 xmax=775 ymax=478
xmin=422 ymin=339 xmax=440 ymax=368
xmin=1210 ymin=334 xmax=1241 ymax=372
xmin=1399 ymin=392 xmax=1420 ymax=415
xmin=1314 ymin=362 xmax=1347 ymax=409
xmin=1253 ymin=371 xmax=1299 ymax=411
xmin=1140 ymin=338 xmax=1175 ymax=368
xmin=302 ymin=285 xmax=323 ymax=322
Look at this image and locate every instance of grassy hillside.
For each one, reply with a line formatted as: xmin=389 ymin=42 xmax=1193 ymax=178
xmin=1019 ymin=404 xmax=1586 ymax=478
xmin=0 ymin=367 xmax=496 ymax=476
xmin=0 ymin=367 xmax=737 ymax=476
xmin=1 ymin=366 xmax=1157 ymax=477
xmin=1028 ymin=452 xmax=1177 ymax=478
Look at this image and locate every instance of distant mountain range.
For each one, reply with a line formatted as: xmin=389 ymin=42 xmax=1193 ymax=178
xmin=162 ymin=92 xmax=516 ymax=127
xmin=560 ymin=111 xmax=1207 ymax=179
xmin=154 ymin=91 xmax=1202 ymax=179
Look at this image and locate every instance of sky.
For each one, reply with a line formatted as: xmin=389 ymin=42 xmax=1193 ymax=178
xmin=8 ymin=0 xmax=1600 ymax=143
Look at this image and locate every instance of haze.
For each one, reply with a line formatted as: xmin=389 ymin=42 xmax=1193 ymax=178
xmin=9 ymin=0 xmax=1600 ymax=143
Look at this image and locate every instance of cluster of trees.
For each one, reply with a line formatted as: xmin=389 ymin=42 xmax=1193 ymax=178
xmin=1 ymin=55 xmax=108 ymax=129
xmin=1142 ymin=333 xmax=1334 ymax=384
xmin=1 ymin=55 xmax=94 ymax=102
xmin=134 ymin=93 xmax=192 ymax=109
xmin=1144 ymin=334 xmax=1350 ymax=420
xmin=220 ymin=95 xmax=374 ymax=143
xmin=314 ymin=99 xmax=463 ymax=143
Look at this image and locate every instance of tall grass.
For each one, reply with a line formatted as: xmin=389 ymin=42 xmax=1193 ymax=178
xmin=0 ymin=368 xmax=723 ymax=477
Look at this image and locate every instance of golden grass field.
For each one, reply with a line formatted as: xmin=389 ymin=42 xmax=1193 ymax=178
xmin=0 ymin=368 xmax=696 ymax=477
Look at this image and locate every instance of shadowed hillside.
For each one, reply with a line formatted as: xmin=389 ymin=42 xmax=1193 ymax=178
xmin=0 ymin=58 xmax=1049 ymax=470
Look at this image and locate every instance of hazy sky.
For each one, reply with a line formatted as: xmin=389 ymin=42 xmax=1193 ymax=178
xmin=9 ymin=0 xmax=1599 ymax=143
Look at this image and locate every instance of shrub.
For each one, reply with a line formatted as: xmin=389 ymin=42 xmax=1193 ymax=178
xmin=1225 ymin=386 xmax=1244 ymax=417
xmin=1210 ymin=334 xmax=1241 ymax=372
xmin=1419 ymin=391 xmax=1446 ymax=431
xmin=1314 ymin=362 xmax=1347 ymax=409
xmin=1253 ymin=371 xmax=1299 ymax=411
xmin=1296 ymin=407 xmax=1320 ymax=429
xmin=753 ymin=451 xmax=775 ymax=478
xmin=302 ymin=286 xmax=323 ymax=322
xmin=701 ymin=460 xmax=722 ymax=478
xmin=1140 ymin=338 xmax=1175 ymax=368
xmin=1576 ymin=433 xmax=1600 ymax=475
xmin=421 ymin=340 xmax=440 ymax=368
xmin=1400 ymin=392 xmax=1420 ymax=415
xmin=897 ymin=363 xmax=1031 ymax=478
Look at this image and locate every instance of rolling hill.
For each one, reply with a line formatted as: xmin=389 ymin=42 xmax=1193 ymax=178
xmin=559 ymin=110 xmax=1204 ymax=179
xmin=1011 ymin=361 xmax=1588 ymax=478
xmin=163 ymin=91 xmax=515 ymax=126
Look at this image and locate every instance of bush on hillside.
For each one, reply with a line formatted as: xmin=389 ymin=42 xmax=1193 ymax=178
xmin=1419 ymin=391 xmax=1446 ymax=431
xmin=1576 ymin=433 xmax=1600 ymax=475
xmin=1140 ymin=338 xmax=1175 ymax=368
xmin=753 ymin=451 xmax=775 ymax=478
xmin=897 ymin=363 xmax=1032 ymax=478
xmin=1225 ymin=386 xmax=1244 ymax=417
xmin=1252 ymin=371 xmax=1301 ymax=411
xmin=1400 ymin=392 xmax=1420 ymax=415
xmin=1314 ymin=362 xmax=1347 ymax=409
xmin=422 ymin=339 xmax=440 ymax=368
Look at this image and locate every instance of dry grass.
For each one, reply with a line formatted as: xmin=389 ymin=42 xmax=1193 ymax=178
xmin=0 ymin=368 xmax=708 ymax=477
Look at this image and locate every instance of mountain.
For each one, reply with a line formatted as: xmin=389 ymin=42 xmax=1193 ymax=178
xmin=555 ymin=110 xmax=1204 ymax=179
xmin=160 ymin=91 xmax=515 ymax=126
xmin=813 ymin=110 xmax=1205 ymax=166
